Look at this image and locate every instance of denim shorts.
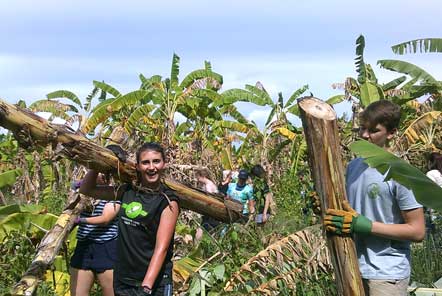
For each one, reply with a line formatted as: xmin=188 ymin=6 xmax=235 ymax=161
xmin=70 ymin=238 xmax=117 ymax=273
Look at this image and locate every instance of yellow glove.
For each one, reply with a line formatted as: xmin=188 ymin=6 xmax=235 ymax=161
xmin=324 ymin=200 xmax=372 ymax=235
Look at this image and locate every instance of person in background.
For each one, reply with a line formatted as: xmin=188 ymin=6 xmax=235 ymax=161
xmin=226 ymin=169 xmax=255 ymax=217
xmin=70 ymin=173 xmax=121 ymax=296
xmin=218 ymin=170 xmax=232 ymax=195
xmin=324 ymin=100 xmax=425 ymax=296
xmin=194 ymin=168 xmax=221 ymax=240
xmin=427 ymin=152 xmax=442 ymax=186
xmin=425 ymin=152 xmax=442 ymax=236
xmin=250 ymin=164 xmax=273 ymax=224
xmin=80 ymin=142 xmax=180 ymax=296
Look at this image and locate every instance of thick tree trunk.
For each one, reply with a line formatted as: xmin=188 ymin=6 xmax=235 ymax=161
xmin=0 ymin=99 xmax=242 ymax=222
xmin=299 ymin=97 xmax=364 ymax=296
xmin=11 ymin=190 xmax=89 ymax=296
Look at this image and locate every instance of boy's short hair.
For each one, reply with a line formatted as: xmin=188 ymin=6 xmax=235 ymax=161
xmin=359 ymin=100 xmax=401 ymax=131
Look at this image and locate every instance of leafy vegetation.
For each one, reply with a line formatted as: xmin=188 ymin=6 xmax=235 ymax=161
xmin=1 ymin=35 xmax=442 ymax=294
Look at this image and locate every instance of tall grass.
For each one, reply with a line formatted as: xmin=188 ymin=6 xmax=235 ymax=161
xmin=411 ymin=231 xmax=442 ymax=287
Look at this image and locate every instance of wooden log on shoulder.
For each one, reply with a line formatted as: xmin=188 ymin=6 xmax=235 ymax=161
xmin=0 ymin=99 xmax=242 ymax=222
xmin=299 ymin=96 xmax=364 ymax=296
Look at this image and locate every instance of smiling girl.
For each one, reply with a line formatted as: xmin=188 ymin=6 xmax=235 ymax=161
xmin=80 ymin=142 xmax=180 ymax=296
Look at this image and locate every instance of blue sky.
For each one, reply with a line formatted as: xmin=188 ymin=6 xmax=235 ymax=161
xmin=1 ymin=0 xmax=442 ymax=128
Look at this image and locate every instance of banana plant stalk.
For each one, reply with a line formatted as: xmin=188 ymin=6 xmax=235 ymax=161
xmin=0 ymin=99 xmax=243 ymax=222
xmin=299 ymin=96 xmax=364 ymax=296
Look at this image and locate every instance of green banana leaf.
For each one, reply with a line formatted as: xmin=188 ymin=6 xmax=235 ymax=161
xmin=180 ymin=69 xmax=223 ymax=89
xmin=382 ymin=76 xmax=407 ymax=91
xmin=377 ymin=59 xmax=437 ymax=84
xmin=285 ymin=84 xmax=309 ymax=109
xmin=0 ymin=168 xmax=22 ymax=188
xmin=93 ymin=80 xmax=121 ymax=98
xmin=350 ymin=140 xmax=442 ymax=211
xmin=170 ymin=53 xmax=180 ymax=88
xmin=0 ymin=204 xmax=44 ymax=218
xmin=46 ymin=89 xmax=82 ymax=108
xmin=359 ymin=81 xmax=383 ymax=107
xmin=0 ymin=211 xmax=58 ymax=241
xmin=392 ymin=38 xmax=442 ymax=55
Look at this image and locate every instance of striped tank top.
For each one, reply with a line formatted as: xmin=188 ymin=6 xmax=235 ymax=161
xmin=77 ymin=200 xmax=120 ymax=243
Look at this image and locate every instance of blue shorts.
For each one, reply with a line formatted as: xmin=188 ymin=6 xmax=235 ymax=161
xmin=70 ymin=238 xmax=117 ymax=273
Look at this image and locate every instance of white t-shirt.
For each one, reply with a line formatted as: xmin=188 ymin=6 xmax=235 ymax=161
xmin=346 ymin=158 xmax=422 ymax=280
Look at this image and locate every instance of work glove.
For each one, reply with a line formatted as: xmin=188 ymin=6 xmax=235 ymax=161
xmin=324 ymin=200 xmax=372 ymax=235
xmin=106 ymin=144 xmax=128 ymax=163
xmin=74 ymin=217 xmax=87 ymax=225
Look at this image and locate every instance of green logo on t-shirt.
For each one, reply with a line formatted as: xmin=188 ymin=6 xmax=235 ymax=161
xmin=122 ymin=202 xmax=148 ymax=219
xmin=367 ymin=183 xmax=380 ymax=199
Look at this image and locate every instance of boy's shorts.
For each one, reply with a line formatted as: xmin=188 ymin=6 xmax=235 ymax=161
xmin=70 ymin=238 xmax=117 ymax=273
xmin=362 ymin=277 xmax=409 ymax=296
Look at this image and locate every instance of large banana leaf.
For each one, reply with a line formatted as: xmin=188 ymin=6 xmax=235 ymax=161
xmin=82 ymin=102 xmax=115 ymax=133
xmin=0 ymin=168 xmax=22 ymax=188
xmin=350 ymin=140 xmax=442 ymax=211
xmin=93 ymin=80 xmax=121 ymax=98
xmin=84 ymin=86 xmax=99 ymax=112
xmin=212 ymin=120 xmax=249 ymax=133
xmin=170 ymin=53 xmax=180 ymax=88
xmin=265 ymin=105 xmax=277 ymax=127
xmin=180 ymin=69 xmax=223 ymax=89
xmin=125 ymin=104 xmax=157 ymax=132
xmin=244 ymin=84 xmax=272 ymax=105
xmin=355 ymin=35 xmax=367 ymax=84
xmin=107 ymin=90 xmax=150 ymax=111
xmin=29 ymin=99 xmax=78 ymax=117
xmin=392 ymin=38 xmax=442 ymax=55
xmin=0 ymin=204 xmax=44 ymax=218
xmin=46 ymin=89 xmax=82 ymax=108
xmin=192 ymin=89 xmax=222 ymax=103
xmin=218 ymin=89 xmax=270 ymax=107
xmin=359 ymin=81 xmax=383 ymax=107
xmin=285 ymin=85 xmax=309 ymax=109
xmin=218 ymin=105 xmax=248 ymax=124
xmin=0 ymin=211 xmax=58 ymax=241
xmin=89 ymin=97 xmax=116 ymax=114
xmin=382 ymin=76 xmax=407 ymax=91
xmin=377 ymin=59 xmax=437 ymax=83
xmin=83 ymin=90 xmax=150 ymax=133
xmin=325 ymin=94 xmax=346 ymax=105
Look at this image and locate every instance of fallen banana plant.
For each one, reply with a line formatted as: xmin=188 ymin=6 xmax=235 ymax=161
xmin=224 ymin=225 xmax=332 ymax=294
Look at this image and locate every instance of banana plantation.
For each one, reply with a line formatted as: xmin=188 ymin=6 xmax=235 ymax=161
xmin=1 ymin=36 xmax=442 ymax=295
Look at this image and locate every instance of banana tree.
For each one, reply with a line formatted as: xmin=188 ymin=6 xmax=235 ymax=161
xmin=83 ymin=55 xmax=224 ymax=151
xmin=377 ymin=38 xmax=442 ymax=108
xmin=222 ymin=82 xmax=310 ymax=175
